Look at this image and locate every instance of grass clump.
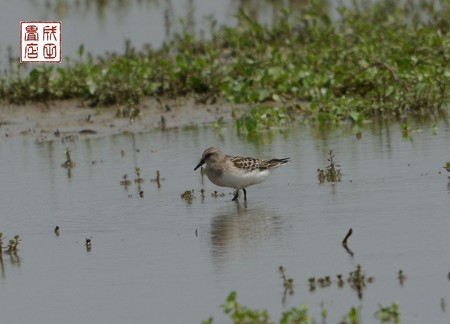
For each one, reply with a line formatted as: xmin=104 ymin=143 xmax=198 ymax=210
xmin=0 ymin=1 xmax=448 ymax=122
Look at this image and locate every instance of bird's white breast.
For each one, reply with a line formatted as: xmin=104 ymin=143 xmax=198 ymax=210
xmin=207 ymin=167 xmax=269 ymax=189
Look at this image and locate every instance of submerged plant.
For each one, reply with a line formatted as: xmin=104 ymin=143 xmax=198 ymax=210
xmin=317 ymin=150 xmax=343 ymax=183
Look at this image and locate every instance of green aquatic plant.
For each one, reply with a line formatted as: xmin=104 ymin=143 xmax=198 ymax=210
xmin=61 ymin=148 xmax=75 ymax=169
xmin=203 ymin=291 xmax=393 ymax=324
xmin=4 ymin=235 xmax=21 ymax=255
xmin=307 ymin=264 xmax=373 ymax=299
xmin=443 ymin=162 xmax=450 ymax=173
xmin=181 ymin=190 xmax=195 ymax=204
xmin=339 ymin=306 xmax=361 ymax=324
xmin=317 ymin=150 xmax=343 ymax=183
xmin=221 ymin=291 xmax=271 ymax=324
xmin=0 ymin=1 xmax=447 ymax=123
xmin=235 ymin=106 xmax=295 ymax=133
xmin=375 ymin=303 xmax=400 ymax=323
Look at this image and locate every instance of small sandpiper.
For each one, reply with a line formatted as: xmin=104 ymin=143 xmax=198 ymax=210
xmin=194 ymin=147 xmax=290 ymax=201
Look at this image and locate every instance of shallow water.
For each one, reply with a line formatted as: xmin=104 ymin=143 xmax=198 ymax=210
xmin=0 ymin=118 xmax=449 ymax=323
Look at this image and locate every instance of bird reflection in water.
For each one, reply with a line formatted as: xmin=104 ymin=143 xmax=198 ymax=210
xmin=210 ymin=203 xmax=283 ymax=264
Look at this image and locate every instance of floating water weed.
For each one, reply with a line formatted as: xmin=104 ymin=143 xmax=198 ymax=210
xmin=181 ymin=189 xmax=195 ymax=204
xmin=308 ymin=264 xmax=373 ymax=299
xmin=317 ymin=150 xmax=342 ymax=183
xmin=61 ymin=148 xmax=75 ymax=169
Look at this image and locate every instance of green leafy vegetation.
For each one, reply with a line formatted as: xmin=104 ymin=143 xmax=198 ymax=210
xmin=0 ymin=1 xmax=448 ymax=123
xmin=203 ymin=291 xmax=398 ymax=324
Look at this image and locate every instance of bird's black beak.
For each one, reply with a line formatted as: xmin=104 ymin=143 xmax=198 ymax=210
xmin=194 ymin=159 xmax=205 ymax=171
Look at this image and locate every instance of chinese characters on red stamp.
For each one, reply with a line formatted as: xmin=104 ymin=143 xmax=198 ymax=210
xmin=20 ymin=22 xmax=62 ymax=63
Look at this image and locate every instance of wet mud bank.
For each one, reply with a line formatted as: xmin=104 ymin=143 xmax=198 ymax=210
xmin=0 ymin=97 xmax=239 ymax=141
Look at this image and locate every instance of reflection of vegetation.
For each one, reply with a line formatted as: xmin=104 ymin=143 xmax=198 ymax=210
xmin=120 ymin=174 xmax=131 ymax=187
xmin=134 ymin=167 xmax=144 ymax=184
xmin=1 ymin=1 xmax=447 ymax=123
xmin=317 ymin=150 xmax=342 ymax=183
xmin=150 ymin=170 xmax=165 ymax=188
xmin=279 ymin=266 xmax=294 ymax=305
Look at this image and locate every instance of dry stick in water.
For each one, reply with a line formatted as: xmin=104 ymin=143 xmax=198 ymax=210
xmin=342 ymin=228 xmax=353 ymax=245
xmin=342 ymin=228 xmax=354 ymax=257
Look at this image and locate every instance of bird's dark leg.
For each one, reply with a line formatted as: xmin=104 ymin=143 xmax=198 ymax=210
xmin=232 ymin=189 xmax=239 ymax=201
xmin=243 ymin=188 xmax=247 ymax=200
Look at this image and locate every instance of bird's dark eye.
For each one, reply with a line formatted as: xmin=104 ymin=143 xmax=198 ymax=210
xmin=205 ymin=153 xmax=212 ymax=159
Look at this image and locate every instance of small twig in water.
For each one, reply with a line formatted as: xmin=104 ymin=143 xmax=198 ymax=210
xmin=342 ymin=228 xmax=353 ymax=245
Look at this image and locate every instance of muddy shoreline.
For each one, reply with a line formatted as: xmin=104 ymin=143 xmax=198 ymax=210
xmin=0 ymin=97 xmax=242 ymax=141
